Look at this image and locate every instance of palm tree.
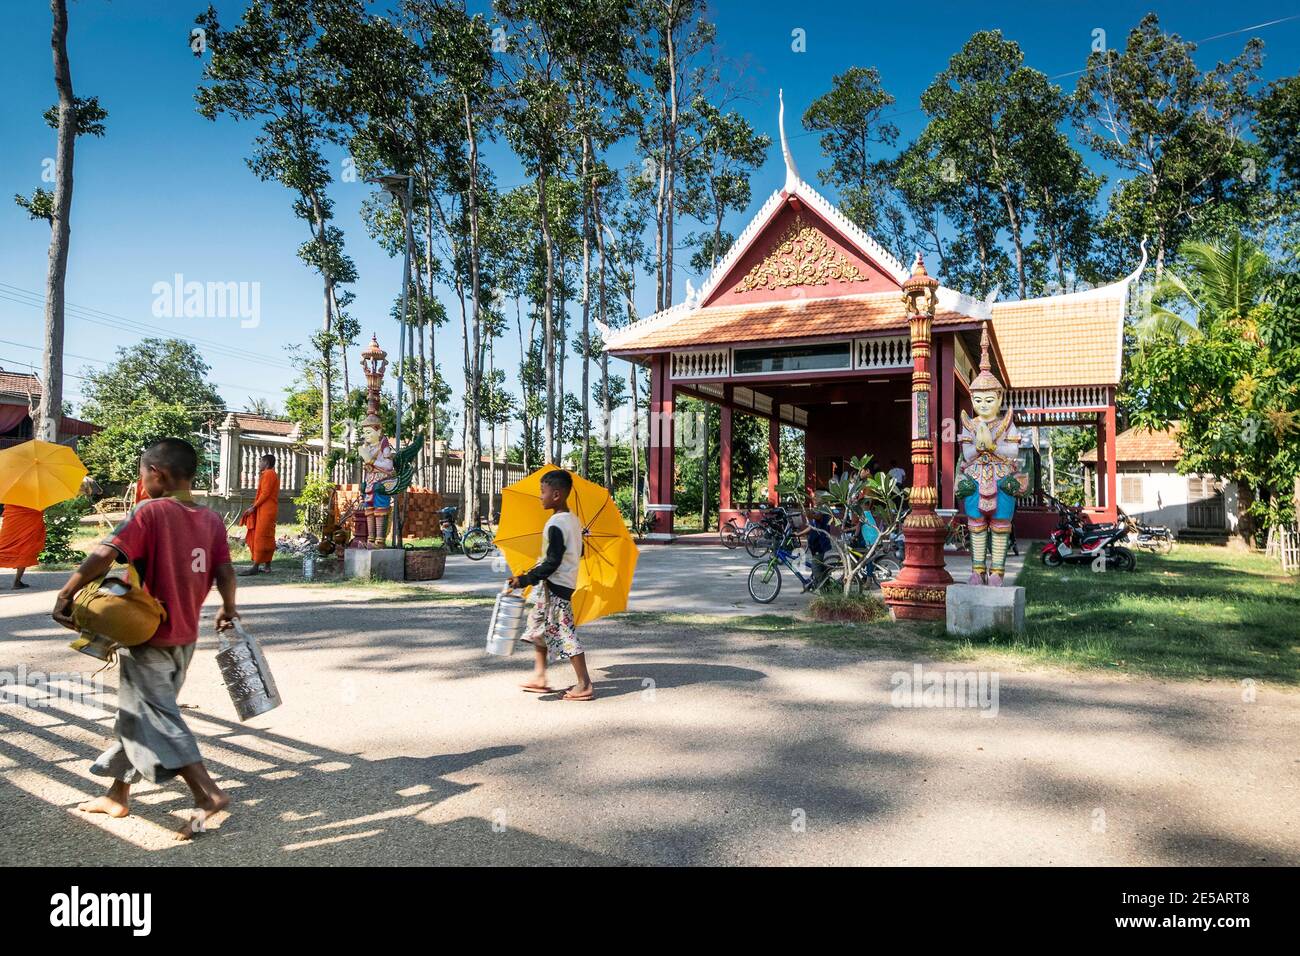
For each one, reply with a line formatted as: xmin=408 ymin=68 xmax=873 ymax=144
xmin=1137 ymin=234 xmax=1272 ymax=344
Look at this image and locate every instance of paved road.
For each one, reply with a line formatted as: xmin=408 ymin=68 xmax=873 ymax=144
xmin=426 ymin=541 xmax=1024 ymax=612
xmin=1 ymin=548 xmax=1295 ymax=866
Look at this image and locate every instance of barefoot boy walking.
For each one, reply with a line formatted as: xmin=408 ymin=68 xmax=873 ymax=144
xmin=507 ymin=469 xmax=594 ymax=701
xmin=53 ymin=438 xmax=238 ymax=840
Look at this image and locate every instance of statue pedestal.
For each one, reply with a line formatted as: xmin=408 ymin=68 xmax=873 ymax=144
xmin=946 ymin=584 xmax=1025 ymax=636
xmin=344 ymin=547 xmax=405 ymax=581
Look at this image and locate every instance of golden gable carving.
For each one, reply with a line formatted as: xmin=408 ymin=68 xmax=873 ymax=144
xmin=734 ymin=216 xmax=865 ymax=293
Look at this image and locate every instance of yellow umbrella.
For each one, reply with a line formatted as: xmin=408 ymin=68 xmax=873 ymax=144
xmin=0 ymin=439 xmax=88 ymax=510
xmin=496 ymin=465 xmax=639 ymax=626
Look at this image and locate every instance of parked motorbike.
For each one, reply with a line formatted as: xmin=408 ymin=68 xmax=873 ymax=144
xmin=1119 ymin=509 xmax=1175 ymax=554
xmin=1039 ymin=496 xmax=1135 ymax=571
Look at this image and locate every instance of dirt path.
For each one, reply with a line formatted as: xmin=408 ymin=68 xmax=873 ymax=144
xmin=1 ymin=561 xmax=1295 ymax=866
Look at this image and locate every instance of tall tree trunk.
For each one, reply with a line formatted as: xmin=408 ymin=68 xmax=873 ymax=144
xmin=306 ymin=191 xmax=335 ymax=456
xmin=461 ymin=93 xmax=483 ymax=523
xmin=1235 ymin=479 xmax=1257 ymax=550
xmin=595 ymin=186 xmax=612 ymax=489
xmin=538 ymin=166 xmax=556 ymax=464
xmin=38 ymin=0 xmax=74 ymax=443
xmin=488 ymin=336 xmax=496 ymax=526
xmin=663 ymin=8 xmax=678 ymax=310
xmin=580 ymin=135 xmax=592 ymax=478
xmin=424 ymin=206 xmax=438 ymax=474
xmin=556 ymin=283 xmax=567 ymax=464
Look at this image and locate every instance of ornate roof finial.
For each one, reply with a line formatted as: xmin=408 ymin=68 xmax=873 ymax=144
xmin=779 ymin=89 xmax=800 ymax=191
xmin=969 ymin=322 xmax=1003 ymax=393
xmin=901 ymin=251 xmax=939 ymax=315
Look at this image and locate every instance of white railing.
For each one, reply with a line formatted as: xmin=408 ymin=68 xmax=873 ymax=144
xmin=216 ymin=414 xmax=522 ymax=502
xmin=854 ymin=335 xmax=911 ymax=370
xmin=1010 ymin=386 xmax=1108 ymax=411
xmin=238 ymin=438 xmax=299 ymax=491
xmin=671 ymin=349 xmax=730 ymax=379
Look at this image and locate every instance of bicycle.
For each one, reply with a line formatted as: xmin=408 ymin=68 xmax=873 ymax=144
xmin=438 ymin=506 xmax=493 ymax=560
xmin=743 ymin=505 xmax=792 ymax=558
xmin=747 ymin=527 xmax=842 ymax=603
xmin=719 ymin=515 xmax=745 ymax=549
xmin=943 ymin=513 xmax=969 ymax=551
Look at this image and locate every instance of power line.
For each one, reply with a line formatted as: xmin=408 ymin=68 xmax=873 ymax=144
xmin=0 ymin=337 xmax=285 ymax=398
xmin=0 ymin=283 xmax=297 ymax=372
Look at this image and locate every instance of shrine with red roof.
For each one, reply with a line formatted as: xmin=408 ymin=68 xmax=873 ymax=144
xmin=603 ymin=97 xmax=1142 ymax=541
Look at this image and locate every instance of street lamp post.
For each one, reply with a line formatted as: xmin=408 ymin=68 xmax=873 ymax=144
xmin=368 ymin=173 xmax=414 ymax=548
xmin=881 ymin=253 xmax=953 ymax=620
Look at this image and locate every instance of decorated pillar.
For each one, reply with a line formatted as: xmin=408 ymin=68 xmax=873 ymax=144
xmin=354 ymin=335 xmax=397 ymax=549
xmin=882 ymin=254 xmax=953 ymax=620
xmin=216 ymin=412 xmax=241 ymax=499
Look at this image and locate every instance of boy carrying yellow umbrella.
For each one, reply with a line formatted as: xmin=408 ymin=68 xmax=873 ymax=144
xmin=498 ymin=467 xmax=639 ymax=702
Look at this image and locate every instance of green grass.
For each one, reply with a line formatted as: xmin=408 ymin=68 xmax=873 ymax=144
xmin=622 ymin=545 xmax=1300 ymax=685
xmin=1005 ymin=544 xmax=1300 ymax=683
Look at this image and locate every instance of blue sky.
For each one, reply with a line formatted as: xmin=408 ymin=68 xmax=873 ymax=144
xmin=2 ymin=0 xmax=1297 ymax=425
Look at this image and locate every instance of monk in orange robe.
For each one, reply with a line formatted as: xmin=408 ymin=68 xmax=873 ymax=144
xmin=240 ymin=455 xmax=279 ymax=575
xmin=0 ymin=503 xmax=46 ymax=589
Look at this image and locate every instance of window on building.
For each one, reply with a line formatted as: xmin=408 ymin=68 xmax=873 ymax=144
xmin=1120 ymin=475 xmax=1144 ymax=505
xmin=1187 ymin=476 xmax=1224 ymax=501
xmin=733 ymin=342 xmax=851 ymax=375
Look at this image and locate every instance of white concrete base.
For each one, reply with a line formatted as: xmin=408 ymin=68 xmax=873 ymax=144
xmin=344 ymin=547 xmax=406 ymax=581
xmin=946 ymin=583 xmax=1025 ymax=636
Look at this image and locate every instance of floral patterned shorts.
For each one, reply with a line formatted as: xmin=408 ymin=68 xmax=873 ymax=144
xmin=522 ymin=585 xmax=583 ymax=662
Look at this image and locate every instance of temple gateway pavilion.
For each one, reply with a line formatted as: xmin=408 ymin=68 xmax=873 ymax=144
xmin=604 ymin=97 xmax=1143 ymax=544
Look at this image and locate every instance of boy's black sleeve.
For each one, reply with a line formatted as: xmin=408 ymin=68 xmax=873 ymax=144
xmin=519 ymin=526 xmax=566 ymax=586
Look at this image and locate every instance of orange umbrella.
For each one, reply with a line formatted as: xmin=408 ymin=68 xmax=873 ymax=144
xmin=495 ymin=465 xmax=639 ymax=626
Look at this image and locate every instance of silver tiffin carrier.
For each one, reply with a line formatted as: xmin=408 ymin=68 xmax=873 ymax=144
xmin=485 ymin=589 xmax=528 ymax=656
xmin=216 ymin=620 xmax=282 ymax=720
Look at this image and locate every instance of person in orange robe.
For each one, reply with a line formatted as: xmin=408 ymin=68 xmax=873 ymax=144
xmin=239 ymin=455 xmax=279 ymax=575
xmin=0 ymin=503 xmax=47 ymax=589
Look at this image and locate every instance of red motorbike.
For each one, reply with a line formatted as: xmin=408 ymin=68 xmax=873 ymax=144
xmin=1039 ymin=495 xmax=1135 ymax=572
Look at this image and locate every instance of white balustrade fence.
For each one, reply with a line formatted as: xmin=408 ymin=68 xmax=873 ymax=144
xmin=215 ymin=415 xmax=524 ymax=510
xmin=854 ymin=335 xmax=911 ymax=369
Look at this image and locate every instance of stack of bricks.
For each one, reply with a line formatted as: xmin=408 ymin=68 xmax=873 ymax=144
xmin=399 ymin=486 xmax=444 ymax=539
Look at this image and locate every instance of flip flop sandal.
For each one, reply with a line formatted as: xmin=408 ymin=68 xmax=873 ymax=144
xmin=561 ymin=688 xmax=595 ymax=702
xmin=520 ymin=683 xmax=556 ymax=694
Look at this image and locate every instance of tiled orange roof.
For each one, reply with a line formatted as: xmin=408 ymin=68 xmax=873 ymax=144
xmin=235 ymin=413 xmax=295 ymax=436
xmin=606 ymin=293 xmax=973 ymax=352
xmin=1080 ymin=425 xmax=1182 ymax=463
xmin=990 ymin=283 xmax=1127 ymax=388
xmin=0 ymin=370 xmax=41 ymax=396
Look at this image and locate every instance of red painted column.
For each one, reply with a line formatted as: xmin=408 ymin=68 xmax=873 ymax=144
xmin=719 ymin=386 xmax=733 ymax=514
xmin=937 ymin=332 xmax=957 ymax=510
xmin=1103 ymin=399 xmax=1118 ymax=521
xmin=647 ymin=354 xmax=675 ymax=535
xmin=1093 ymin=407 xmax=1106 ymax=514
xmin=647 ymin=355 xmax=663 ymax=507
xmin=767 ymin=414 xmax=780 ymax=505
xmin=881 ymin=255 xmax=952 ymax=621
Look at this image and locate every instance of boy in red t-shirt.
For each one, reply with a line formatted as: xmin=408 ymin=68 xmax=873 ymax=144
xmin=54 ymin=438 xmax=239 ymax=840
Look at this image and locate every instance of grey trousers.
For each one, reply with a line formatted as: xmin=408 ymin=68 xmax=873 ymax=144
xmin=91 ymin=643 xmax=201 ymax=785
